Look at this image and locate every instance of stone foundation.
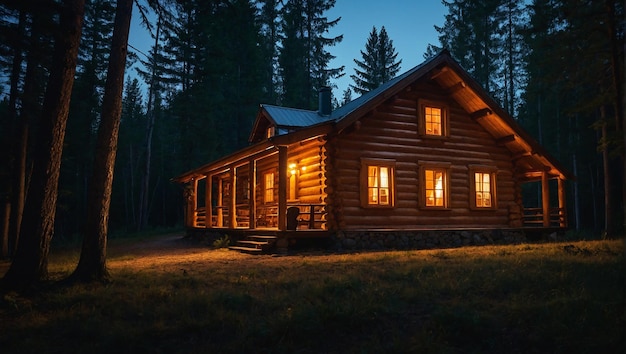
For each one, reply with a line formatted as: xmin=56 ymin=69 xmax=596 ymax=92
xmin=331 ymin=229 xmax=527 ymax=251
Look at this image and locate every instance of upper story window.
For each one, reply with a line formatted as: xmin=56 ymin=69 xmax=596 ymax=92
xmin=469 ymin=166 xmax=497 ymax=210
xmin=360 ymin=158 xmax=395 ymax=208
xmin=419 ymin=162 xmax=451 ymax=209
xmin=266 ymin=126 xmax=275 ymax=138
xmin=418 ymin=99 xmax=448 ymax=137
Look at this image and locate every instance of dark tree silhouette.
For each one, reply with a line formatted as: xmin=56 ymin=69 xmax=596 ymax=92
xmin=2 ymin=0 xmax=85 ymax=291
xmin=350 ymin=26 xmax=401 ymax=95
xmin=69 ymin=0 xmax=133 ymax=283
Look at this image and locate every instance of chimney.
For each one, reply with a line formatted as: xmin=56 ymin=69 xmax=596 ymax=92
xmin=318 ymin=86 xmax=332 ymax=116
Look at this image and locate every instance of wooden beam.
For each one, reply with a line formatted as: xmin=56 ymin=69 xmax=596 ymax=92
xmin=216 ymin=175 xmax=223 ymax=227
xmin=429 ymin=65 xmax=449 ymax=80
xmin=229 ymin=166 xmax=236 ymax=228
xmin=542 ymin=172 xmax=550 ymax=227
xmin=249 ymin=158 xmax=256 ymax=229
xmin=205 ymin=175 xmax=211 ymax=228
xmin=446 ymin=81 xmax=466 ymax=95
xmin=470 ymin=108 xmax=493 ymax=121
xmin=496 ymin=134 xmax=516 ymax=145
xmin=278 ymin=146 xmax=288 ymax=231
xmin=192 ymin=178 xmax=199 ymax=227
xmin=558 ymin=178 xmax=567 ymax=227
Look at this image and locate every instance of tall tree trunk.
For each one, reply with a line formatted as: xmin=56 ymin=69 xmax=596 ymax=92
xmin=601 ymin=106 xmax=614 ymax=238
xmin=69 ymin=0 xmax=132 ymax=283
xmin=8 ymin=9 xmax=45 ymax=257
xmin=4 ymin=9 xmax=26 ymax=258
xmin=138 ymin=15 xmax=161 ymax=231
xmin=1 ymin=0 xmax=85 ymax=291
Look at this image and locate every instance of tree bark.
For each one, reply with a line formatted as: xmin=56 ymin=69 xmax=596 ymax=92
xmin=2 ymin=0 xmax=85 ymax=291
xmin=69 ymin=0 xmax=133 ymax=283
xmin=138 ymin=15 xmax=161 ymax=231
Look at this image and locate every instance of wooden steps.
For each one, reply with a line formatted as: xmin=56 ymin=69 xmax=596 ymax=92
xmin=229 ymin=235 xmax=277 ymax=254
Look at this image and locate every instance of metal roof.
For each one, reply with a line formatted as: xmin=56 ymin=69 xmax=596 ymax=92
xmin=260 ymin=54 xmax=436 ymax=130
xmin=261 ymin=105 xmax=334 ymax=128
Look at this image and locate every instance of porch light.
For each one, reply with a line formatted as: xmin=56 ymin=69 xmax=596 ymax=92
xmin=289 ymin=163 xmax=297 ymax=176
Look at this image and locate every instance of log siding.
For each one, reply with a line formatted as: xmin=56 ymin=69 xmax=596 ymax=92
xmin=328 ymin=79 xmax=519 ymax=230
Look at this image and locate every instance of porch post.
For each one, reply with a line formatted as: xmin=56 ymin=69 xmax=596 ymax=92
xmin=205 ymin=175 xmax=212 ymax=228
xmin=558 ymin=177 xmax=567 ymax=227
xmin=278 ymin=146 xmax=288 ymax=231
xmin=249 ymin=158 xmax=256 ymax=229
xmin=217 ymin=176 xmax=223 ymax=227
xmin=229 ymin=166 xmax=236 ymax=228
xmin=192 ymin=178 xmax=199 ymax=227
xmin=184 ymin=183 xmax=194 ymax=228
xmin=541 ymin=172 xmax=550 ymax=227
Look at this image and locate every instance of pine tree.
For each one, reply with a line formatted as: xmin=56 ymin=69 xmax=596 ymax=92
xmin=279 ymin=0 xmax=343 ymax=109
xmin=3 ymin=0 xmax=85 ymax=290
xmin=350 ymin=26 xmax=401 ymax=95
xmin=61 ymin=0 xmax=117 ymax=238
xmin=70 ymin=0 xmax=134 ymax=283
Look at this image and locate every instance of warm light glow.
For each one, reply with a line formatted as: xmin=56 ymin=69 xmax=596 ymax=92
xmin=475 ymin=172 xmax=492 ymax=207
xmin=425 ymin=168 xmax=445 ymax=207
xmin=425 ymin=106 xmax=442 ymax=135
xmin=368 ymin=165 xmax=390 ymax=205
xmin=289 ymin=163 xmax=297 ymax=176
xmin=264 ymin=172 xmax=274 ymax=203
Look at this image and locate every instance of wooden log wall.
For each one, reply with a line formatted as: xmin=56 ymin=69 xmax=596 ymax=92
xmin=255 ymin=153 xmax=278 ymax=208
xmin=287 ymin=137 xmax=327 ymax=205
xmin=329 ymin=79 xmax=521 ymax=230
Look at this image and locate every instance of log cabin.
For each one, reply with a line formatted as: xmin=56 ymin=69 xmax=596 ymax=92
xmin=172 ymin=50 xmax=573 ymax=252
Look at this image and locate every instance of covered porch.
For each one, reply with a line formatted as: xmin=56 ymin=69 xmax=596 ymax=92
xmin=179 ymin=135 xmax=329 ymax=234
xmin=519 ymin=171 xmax=568 ymax=229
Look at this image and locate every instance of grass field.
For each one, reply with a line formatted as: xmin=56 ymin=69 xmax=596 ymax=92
xmin=1 ymin=233 xmax=624 ymax=353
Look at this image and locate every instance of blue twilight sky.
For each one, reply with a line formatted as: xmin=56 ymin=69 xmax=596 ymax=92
xmin=127 ymin=0 xmax=447 ymax=101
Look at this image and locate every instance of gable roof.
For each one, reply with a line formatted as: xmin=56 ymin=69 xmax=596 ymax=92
xmin=174 ymin=50 xmax=573 ymax=183
xmin=252 ymin=50 xmax=573 ymax=181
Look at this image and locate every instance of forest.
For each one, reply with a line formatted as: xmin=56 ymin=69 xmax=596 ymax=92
xmin=0 ymin=0 xmax=624 ymax=286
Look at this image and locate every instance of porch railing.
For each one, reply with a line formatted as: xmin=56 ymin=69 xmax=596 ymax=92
xmin=194 ymin=207 xmax=206 ymax=227
xmin=193 ymin=203 xmax=326 ymax=230
xmin=288 ymin=203 xmax=325 ymax=230
xmin=522 ymin=207 xmax=567 ymax=228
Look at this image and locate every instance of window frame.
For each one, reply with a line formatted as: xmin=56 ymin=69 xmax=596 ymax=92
xmin=360 ymin=158 xmax=396 ymax=208
xmin=418 ymin=99 xmax=449 ymax=138
xmin=469 ymin=165 xmax=497 ymax=210
xmin=263 ymin=171 xmax=275 ymax=204
xmin=419 ymin=161 xmax=451 ymax=210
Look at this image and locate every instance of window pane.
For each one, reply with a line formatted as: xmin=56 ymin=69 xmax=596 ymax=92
xmin=366 ymin=164 xmax=393 ymax=206
xmin=368 ymin=166 xmax=378 ymax=187
xmin=380 ymin=167 xmax=389 ymax=188
xmin=475 ymin=172 xmax=493 ymax=207
xmin=425 ymin=168 xmax=445 ymax=207
xmin=369 ymin=188 xmax=378 ymax=204
xmin=425 ymin=106 xmax=442 ymax=135
xmin=379 ymin=188 xmax=389 ymax=205
xmin=264 ymin=173 xmax=274 ymax=203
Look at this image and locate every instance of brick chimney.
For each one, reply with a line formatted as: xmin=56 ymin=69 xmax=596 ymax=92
xmin=318 ymin=86 xmax=332 ymax=116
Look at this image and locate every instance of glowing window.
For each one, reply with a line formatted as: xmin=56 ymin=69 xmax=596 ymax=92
xmin=425 ymin=106 xmax=442 ymax=135
xmin=470 ymin=167 xmax=496 ymax=209
xmin=424 ymin=168 xmax=446 ymax=207
xmin=361 ymin=159 xmax=395 ymax=208
xmin=264 ymin=172 xmax=274 ymax=203
xmin=475 ymin=172 xmax=492 ymax=207
xmin=368 ymin=166 xmax=391 ymax=205
xmin=419 ymin=99 xmax=447 ymax=137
